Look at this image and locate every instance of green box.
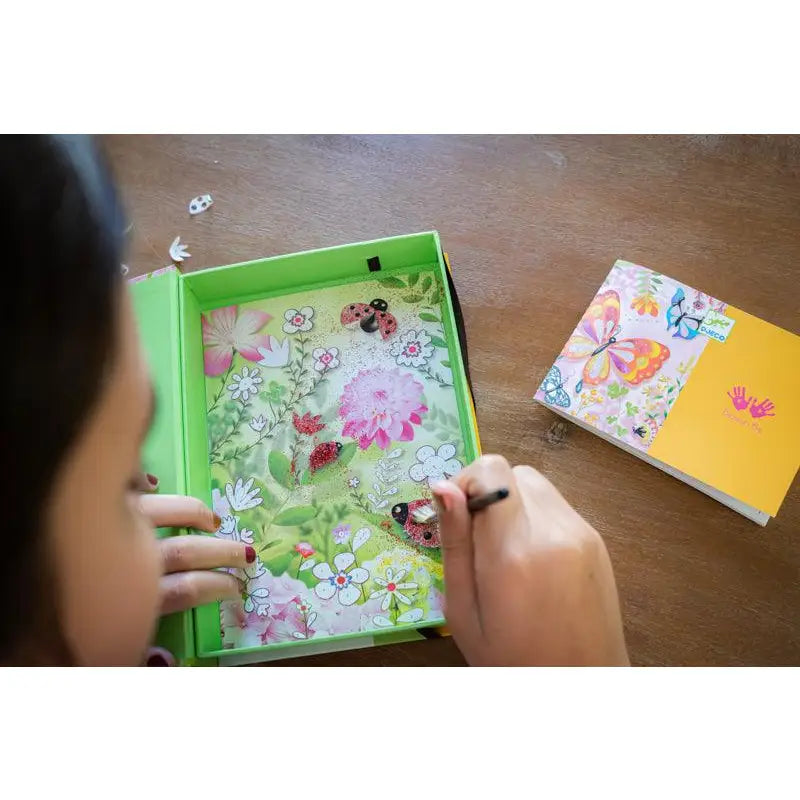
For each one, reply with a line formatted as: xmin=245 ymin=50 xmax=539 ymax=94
xmin=130 ymin=232 xmax=479 ymax=664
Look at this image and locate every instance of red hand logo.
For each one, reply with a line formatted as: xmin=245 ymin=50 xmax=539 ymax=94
xmin=726 ymin=385 xmax=751 ymax=411
xmin=749 ymin=398 xmax=776 ymax=419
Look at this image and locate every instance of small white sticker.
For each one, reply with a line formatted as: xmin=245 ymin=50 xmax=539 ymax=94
xmin=699 ymin=309 xmax=735 ymax=342
xmin=189 ymin=194 xmax=213 ymax=215
xmin=169 ymin=236 xmax=191 ymax=262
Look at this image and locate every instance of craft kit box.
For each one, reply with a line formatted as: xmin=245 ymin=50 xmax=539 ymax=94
xmin=131 ymin=232 xmax=480 ymax=664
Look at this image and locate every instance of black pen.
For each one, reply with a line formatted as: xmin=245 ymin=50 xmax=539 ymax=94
xmin=466 ymin=487 xmax=510 ymax=512
xmin=411 ymin=487 xmax=510 ymax=524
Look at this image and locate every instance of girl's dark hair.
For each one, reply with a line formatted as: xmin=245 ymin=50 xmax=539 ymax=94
xmin=1 ymin=136 xmax=125 ymax=662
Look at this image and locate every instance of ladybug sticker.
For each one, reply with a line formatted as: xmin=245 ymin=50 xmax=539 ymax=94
xmin=341 ymin=299 xmax=397 ymax=340
xmin=309 ymin=441 xmax=343 ymax=473
xmin=391 ymin=500 xmax=440 ymax=549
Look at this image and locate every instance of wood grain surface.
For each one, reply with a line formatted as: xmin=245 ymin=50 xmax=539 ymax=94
xmin=106 ymin=135 xmax=800 ymax=667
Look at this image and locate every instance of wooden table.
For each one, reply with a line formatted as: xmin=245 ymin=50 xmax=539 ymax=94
xmin=107 ymin=135 xmax=800 ymax=666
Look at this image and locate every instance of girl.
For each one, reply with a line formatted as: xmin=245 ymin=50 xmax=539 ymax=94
xmin=1 ymin=136 xmax=627 ymax=666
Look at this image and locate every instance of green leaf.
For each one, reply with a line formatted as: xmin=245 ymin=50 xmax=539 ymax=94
xmin=419 ymin=312 xmax=440 ymax=323
xmin=615 ymin=426 xmax=628 ymax=438
xmin=606 ymin=415 xmax=618 ymax=424
xmin=298 ymin=470 xmax=311 ymax=486
xmin=267 ymin=551 xmax=295 ymax=576
xmin=272 ymin=506 xmax=318 ymax=526
xmin=378 ymin=277 xmax=406 ymax=288
xmin=421 ymin=276 xmax=432 ymax=294
xmin=268 ymin=450 xmax=292 ymax=488
xmin=441 ymin=360 xmax=451 ymax=369
xmin=667 ymin=386 xmax=674 ymax=394
xmin=607 ymin=383 xmax=628 ymax=399
xmin=429 ymin=335 xmax=447 ymax=349
xmin=407 ymin=273 xmax=420 ymax=287
xmin=402 ymin=293 xmax=423 ymax=303
xmin=624 ymin=401 xmax=640 ymax=417
xmin=261 ymin=538 xmax=282 ymax=550
xmin=337 ymin=441 xmax=357 ymax=467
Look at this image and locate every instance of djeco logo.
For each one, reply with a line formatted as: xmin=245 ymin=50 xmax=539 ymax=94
xmin=700 ymin=309 xmax=735 ymax=342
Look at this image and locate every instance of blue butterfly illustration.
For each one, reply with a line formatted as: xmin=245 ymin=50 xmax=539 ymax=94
xmin=666 ymin=288 xmax=703 ymax=340
xmin=539 ymin=365 xmax=571 ymax=408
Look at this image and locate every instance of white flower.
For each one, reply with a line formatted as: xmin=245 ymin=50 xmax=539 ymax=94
xmin=348 ymin=476 xmax=360 ymax=489
xmin=312 ymin=346 xmax=340 ymax=372
xmin=227 ymin=365 xmax=262 ymax=402
xmin=312 ymin=552 xmax=369 ymax=606
xmin=249 ymin=414 xmax=268 ymax=433
xmin=215 ymin=514 xmax=254 ymax=544
xmin=211 ymin=488 xmax=231 ymax=519
xmin=352 ymin=527 xmax=371 ymax=552
xmin=369 ymin=567 xmax=418 ymax=610
xmin=168 ymin=236 xmax=191 ymax=262
xmin=282 ymin=306 xmax=314 ymax=334
xmin=373 ymin=608 xmax=424 ymax=628
xmin=219 ymin=515 xmax=238 ymax=535
xmin=256 ymin=335 xmax=290 ymax=367
xmin=390 ymin=329 xmax=434 ymax=367
xmin=409 ymin=444 xmax=462 ymax=487
xmin=238 ymin=558 xmax=270 ymax=615
xmin=368 ymin=492 xmax=389 ymax=510
xmin=243 ymin=557 xmax=267 ymax=580
xmin=243 ymin=587 xmax=270 ymax=616
xmin=225 ymin=477 xmax=263 ymax=511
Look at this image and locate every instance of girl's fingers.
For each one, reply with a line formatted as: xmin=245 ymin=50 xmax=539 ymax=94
xmin=433 ymin=479 xmax=480 ymax=640
xmin=451 ymin=455 xmax=525 ymax=564
xmin=159 ymin=534 xmax=254 ymax=574
xmin=159 ymin=570 xmax=242 ymax=616
xmin=139 ymin=494 xmax=220 ymax=533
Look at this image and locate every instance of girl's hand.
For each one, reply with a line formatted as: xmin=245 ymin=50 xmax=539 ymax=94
xmin=138 ymin=493 xmax=252 ymax=615
xmin=433 ymin=456 xmax=629 ymax=666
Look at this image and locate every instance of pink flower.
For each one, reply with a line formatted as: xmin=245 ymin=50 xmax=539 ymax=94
xmin=202 ymin=305 xmax=272 ymax=376
xmin=339 ymin=368 xmax=428 ymax=451
xmin=295 ymin=542 xmax=314 ymax=559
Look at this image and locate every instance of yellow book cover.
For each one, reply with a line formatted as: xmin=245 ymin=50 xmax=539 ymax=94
xmin=535 ymin=260 xmax=800 ymax=524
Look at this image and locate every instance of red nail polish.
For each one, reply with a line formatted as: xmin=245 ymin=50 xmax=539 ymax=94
xmin=213 ymin=513 xmax=222 ymax=529
xmin=146 ymin=473 xmax=159 ymax=487
xmin=245 ymin=545 xmax=256 ymax=563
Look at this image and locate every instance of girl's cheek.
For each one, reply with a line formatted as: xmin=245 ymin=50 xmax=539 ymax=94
xmin=129 ymin=509 xmax=163 ymax=641
xmin=98 ymin=508 xmax=162 ymax=665
xmin=56 ymin=500 xmax=163 ymax=665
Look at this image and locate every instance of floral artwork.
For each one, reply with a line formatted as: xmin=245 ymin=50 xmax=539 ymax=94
xmin=535 ymin=261 xmax=726 ymax=452
xmin=340 ymin=368 xmax=427 ymax=450
xmin=204 ymin=271 xmax=462 ymax=650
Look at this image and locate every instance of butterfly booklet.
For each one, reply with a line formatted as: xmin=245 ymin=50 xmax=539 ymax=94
xmin=130 ymin=233 xmax=479 ymax=665
xmin=535 ymin=259 xmax=800 ymax=526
